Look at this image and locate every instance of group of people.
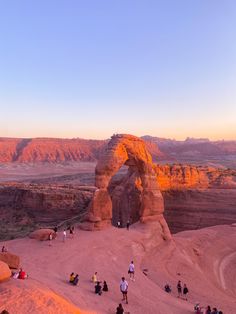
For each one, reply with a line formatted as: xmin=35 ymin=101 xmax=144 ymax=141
xmin=177 ymin=280 xmax=189 ymax=300
xmin=12 ymin=268 xmax=28 ymax=280
xmin=164 ymin=280 xmax=189 ymax=300
xmin=49 ymin=225 xmax=75 ymax=244
xmin=69 ymin=272 xmax=79 ymax=285
xmin=117 ymin=220 xmax=131 ymax=230
xmin=91 ymin=272 xmax=109 ymax=295
xmin=195 ymin=304 xmax=224 ymax=314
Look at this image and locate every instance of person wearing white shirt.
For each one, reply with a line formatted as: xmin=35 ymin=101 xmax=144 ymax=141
xmin=128 ymin=261 xmax=135 ymax=281
xmin=120 ymin=277 xmax=128 ymax=304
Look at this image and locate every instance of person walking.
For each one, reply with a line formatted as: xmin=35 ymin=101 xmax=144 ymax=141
xmin=128 ymin=261 xmax=135 ymax=281
xmin=120 ymin=277 xmax=128 ymax=304
xmin=177 ymin=280 xmax=182 ymax=298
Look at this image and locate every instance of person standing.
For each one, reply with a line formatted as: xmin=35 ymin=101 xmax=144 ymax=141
xmin=177 ymin=280 xmax=182 ymax=298
xmin=53 ymin=226 xmax=58 ymax=238
xmin=49 ymin=233 xmax=53 ymax=246
xmin=92 ymin=272 xmax=98 ymax=283
xmin=128 ymin=261 xmax=135 ymax=281
xmin=63 ymin=229 xmax=67 ymax=242
xmin=126 ymin=220 xmax=130 ymax=230
xmin=183 ymin=283 xmax=189 ymax=300
xmin=117 ymin=221 xmax=121 ymax=228
xmin=120 ymin=277 xmax=128 ymax=304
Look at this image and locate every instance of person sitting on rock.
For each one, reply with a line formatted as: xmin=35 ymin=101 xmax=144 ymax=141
xmin=72 ymin=274 xmax=79 ymax=286
xmin=1 ymin=245 xmax=7 ymax=252
xmin=194 ymin=303 xmax=201 ymax=314
xmin=116 ymin=303 xmax=124 ymax=314
xmin=102 ymin=280 xmax=108 ymax=291
xmin=95 ymin=281 xmax=102 ymax=295
xmin=211 ymin=308 xmax=218 ymax=314
xmin=164 ymin=283 xmax=171 ymax=293
xmin=205 ymin=305 xmax=211 ymax=314
xmin=18 ymin=268 xmax=27 ymax=279
xmin=69 ymin=272 xmax=75 ymax=283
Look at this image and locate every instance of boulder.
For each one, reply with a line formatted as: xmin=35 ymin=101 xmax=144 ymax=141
xmin=29 ymin=229 xmax=56 ymax=241
xmin=0 ymin=261 xmax=11 ymax=282
xmin=0 ymin=252 xmax=20 ymax=269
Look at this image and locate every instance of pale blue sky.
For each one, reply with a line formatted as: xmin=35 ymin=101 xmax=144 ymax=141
xmin=0 ymin=0 xmax=235 ymax=139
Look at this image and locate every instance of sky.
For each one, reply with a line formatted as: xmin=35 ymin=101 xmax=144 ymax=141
xmin=0 ymin=0 xmax=236 ymax=140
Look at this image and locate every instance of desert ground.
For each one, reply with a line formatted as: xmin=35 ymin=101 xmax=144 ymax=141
xmin=1 ymin=223 xmax=236 ymax=314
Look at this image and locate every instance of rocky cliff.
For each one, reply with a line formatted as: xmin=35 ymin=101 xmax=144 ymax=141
xmin=155 ymin=164 xmax=236 ymax=190
xmin=0 ymin=183 xmax=94 ymax=240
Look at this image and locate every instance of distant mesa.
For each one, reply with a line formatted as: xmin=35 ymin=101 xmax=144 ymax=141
xmin=0 ymin=135 xmax=236 ymax=164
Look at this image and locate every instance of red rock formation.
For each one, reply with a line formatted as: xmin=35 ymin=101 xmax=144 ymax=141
xmin=0 ymin=252 xmax=20 ymax=269
xmin=155 ymin=164 xmax=236 ymax=190
xmin=0 ymin=138 xmax=22 ymax=162
xmin=29 ymin=229 xmax=56 ymax=241
xmin=85 ymin=134 xmax=171 ymax=239
xmin=0 ymin=261 xmax=11 ymax=282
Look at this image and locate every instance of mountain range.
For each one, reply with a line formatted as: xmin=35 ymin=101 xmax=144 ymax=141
xmin=0 ymin=136 xmax=235 ymax=164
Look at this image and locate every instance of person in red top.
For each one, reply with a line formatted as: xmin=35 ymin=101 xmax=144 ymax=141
xmin=18 ymin=268 xmax=27 ymax=279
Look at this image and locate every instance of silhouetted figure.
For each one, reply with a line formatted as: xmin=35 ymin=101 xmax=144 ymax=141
xmin=164 ymin=283 xmax=171 ymax=293
xmin=205 ymin=305 xmax=211 ymax=314
xmin=116 ymin=303 xmax=124 ymax=314
xmin=102 ymin=281 xmax=108 ymax=291
xmin=183 ymin=283 xmax=189 ymax=300
xmin=177 ymin=280 xmax=182 ymax=297
xmin=95 ymin=281 xmax=102 ymax=295
xmin=53 ymin=226 xmax=58 ymax=238
xmin=73 ymin=274 xmax=79 ymax=286
xmin=211 ymin=308 xmax=218 ymax=314
xmin=126 ymin=220 xmax=130 ymax=230
xmin=1 ymin=246 xmax=7 ymax=253
xmin=117 ymin=221 xmax=121 ymax=228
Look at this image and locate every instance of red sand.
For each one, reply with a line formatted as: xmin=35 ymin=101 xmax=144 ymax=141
xmin=1 ymin=223 xmax=236 ymax=314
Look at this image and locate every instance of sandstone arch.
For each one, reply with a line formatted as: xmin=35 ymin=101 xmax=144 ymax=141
xmin=85 ymin=134 xmax=171 ymax=239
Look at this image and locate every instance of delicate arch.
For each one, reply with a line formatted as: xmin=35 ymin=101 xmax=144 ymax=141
xmin=84 ymin=134 xmax=171 ymax=239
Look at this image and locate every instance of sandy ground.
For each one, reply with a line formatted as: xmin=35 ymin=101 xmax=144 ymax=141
xmin=0 ymin=223 xmax=236 ymax=314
